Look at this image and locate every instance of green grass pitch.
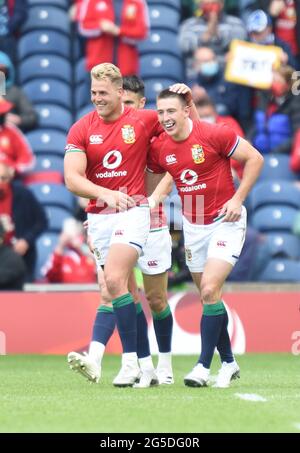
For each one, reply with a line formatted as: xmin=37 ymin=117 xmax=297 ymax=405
xmin=0 ymin=354 xmax=299 ymax=433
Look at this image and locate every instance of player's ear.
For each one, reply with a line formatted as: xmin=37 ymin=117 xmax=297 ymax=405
xmin=139 ymin=97 xmax=146 ymax=109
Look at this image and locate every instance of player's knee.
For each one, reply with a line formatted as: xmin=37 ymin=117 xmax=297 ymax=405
xmin=104 ymin=273 xmax=125 ymax=298
xmin=146 ymin=291 xmax=167 ymax=313
xmin=200 ymin=282 xmax=219 ymax=303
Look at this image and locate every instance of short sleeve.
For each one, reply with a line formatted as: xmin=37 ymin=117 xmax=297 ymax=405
xmin=209 ymin=123 xmax=240 ymax=158
xmin=147 ymin=138 xmax=165 ymax=174
xmin=137 ymin=109 xmax=163 ymax=139
xmin=65 ymin=119 xmax=87 ymax=154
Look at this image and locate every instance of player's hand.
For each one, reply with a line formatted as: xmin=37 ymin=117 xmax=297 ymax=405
xmin=217 ymin=198 xmax=242 ymax=223
xmin=100 ymin=19 xmax=120 ymax=36
xmin=169 ymin=83 xmax=193 ymax=107
xmin=100 ymin=189 xmax=136 ymax=212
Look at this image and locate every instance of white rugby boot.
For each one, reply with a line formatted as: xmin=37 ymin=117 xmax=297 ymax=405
xmin=156 ymin=352 xmax=174 ymax=385
xmin=133 ymin=356 xmax=159 ymax=388
xmin=213 ymin=360 xmax=240 ymax=388
xmin=67 ymin=351 xmax=101 ymax=383
xmin=184 ymin=363 xmax=210 ymax=387
xmin=113 ymin=353 xmax=141 ymax=387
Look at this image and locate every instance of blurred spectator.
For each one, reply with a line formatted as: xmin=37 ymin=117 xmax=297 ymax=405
xmin=246 ymin=9 xmax=297 ymax=67
xmin=0 ymin=51 xmax=38 ymax=132
xmin=179 ymin=0 xmax=247 ymax=78
xmin=191 ymin=46 xmax=252 ymax=130
xmin=78 ymin=0 xmax=149 ymax=75
xmin=250 ymin=65 xmax=300 ymax=155
xmin=195 ymin=97 xmax=245 ymax=178
xmin=0 ymin=156 xmax=48 ymax=282
xmin=44 ymin=218 xmax=96 ymax=284
xmin=0 ymin=0 xmax=28 ymax=65
xmin=268 ymin=0 xmax=300 ymax=68
xmin=228 ymin=226 xmax=271 ymax=281
xmin=0 ymin=97 xmax=35 ymax=175
xmin=0 ymin=216 xmax=26 ymax=290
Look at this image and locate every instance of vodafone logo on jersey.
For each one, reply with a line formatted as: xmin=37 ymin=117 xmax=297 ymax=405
xmin=103 ymin=150 xmax=122 ymax=170
xmin=180 ymin=169 xmax=198 ymax=185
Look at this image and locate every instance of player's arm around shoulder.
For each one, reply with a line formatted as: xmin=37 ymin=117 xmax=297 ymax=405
xmin=220 ymin=138 xmax=264 ymax=222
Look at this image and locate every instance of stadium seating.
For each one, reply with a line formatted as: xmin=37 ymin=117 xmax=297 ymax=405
xmin=148 ymin=4 xmax=180 ymax=32
xmin=45 ymin=206 xmax=72 ymax=233
xmin=264 ymin=233 xmax=300 ymax=259
xmin=76 ymin=104 xmax=93 ymax=121
xmin=75 ymin=58 xmax=88 ymax=86
xmin=21 ymin=6 xmax=71 ymax=35
xmin=250 ymin=181 xmax=300 ymax=211
xmin=33 ymin=154 xmax=64 ymax=174
xmin=23 ymin=79 xmax=72 ymax=109
xmin=140 ymin=54 xmax=183 ymax=81
xmin=75 ymin=82 xmax=90 ymax=110
xmin=27 ymin=0 xmax=69 ymax=9
xmin=34 ymin=232 xmax=59 ymax=281
xmin=258 ymin=154 xmax=297 ymax=181
xmin=28 ymin=182 xmax=75 ymax=212
xmin=18 ymin=31 xmax=71 ymax=60
xmin=147 ymin=0 xmax=181 ymax=10
xmin=35 ymin=104 xmax=73 ymax=133
xmin=19 ymin=55 xmax=72 ymax=84
xmin=26 ymin=130 xmax=66 ymax=157
xmin=251 ymin=205 xmax=298 ymax=232
xmin=144 ymin=78 xmax=178 ymax=103
xmin=258 ymin=258 xmax=300 ymax=282
xmin=138 ymin=30 xmax=182 ymax=58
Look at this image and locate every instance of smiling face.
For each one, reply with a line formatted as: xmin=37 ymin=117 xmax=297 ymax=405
xmin=91 ymin=77 xmax=123 ymax=121
xmin=156 ymin=95 xmax=190 ymax=141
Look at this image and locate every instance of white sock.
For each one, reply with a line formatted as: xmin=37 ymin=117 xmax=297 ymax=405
xmin=157 ymin=352 xmax=172 ymax=371
xmin=88 ymin=341 xmax=105 ymax=367
xmin=139 ymin=355 xmax=155 ymax=372
xmin=122 ymin=352 xmax=138 ymax=366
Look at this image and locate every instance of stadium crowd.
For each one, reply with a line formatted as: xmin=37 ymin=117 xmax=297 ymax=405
xmin=0 ymin=0 xmax=300 ymax=289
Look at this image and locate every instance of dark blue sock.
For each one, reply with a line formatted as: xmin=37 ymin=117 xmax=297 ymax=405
xmin=217 ymin=310 xmax=234 ymax=363
xmin=152 ymin=305 xmax=173 ymax=353
xmin=136 ymin=303 xmax=151 ymax=359
xmin=92 ymin=306 xmax=116 ymax=345
xmin=198 ymin=302 xmax=226 ymax=369
xmin=112 ymin=293 xmax=137 ymax=353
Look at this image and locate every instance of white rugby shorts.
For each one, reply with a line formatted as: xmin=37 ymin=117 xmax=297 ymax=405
xmin=183 ymin=206 xmax=247 ymax=272
xmin=137 ymin=227 xmax=172 ymax=275
xmin=88 ymin=206 xmax=150 ymax=269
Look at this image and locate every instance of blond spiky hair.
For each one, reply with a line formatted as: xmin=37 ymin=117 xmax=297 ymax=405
xmin=91 ymin=63 xmax=123 ymax=87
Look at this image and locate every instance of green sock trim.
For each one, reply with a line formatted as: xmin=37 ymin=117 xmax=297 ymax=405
xmin=152 ymin=304 xmax=171 ymax=321
xmin=112 ymin=293 xmax=134 ymax=309
xmin=203 ymin=301 xmax=226 ymax=316
xmin=135 ymin=302 xmax=143 ymax=315
xmin=97 ymin=305 xmax=114 ymax=313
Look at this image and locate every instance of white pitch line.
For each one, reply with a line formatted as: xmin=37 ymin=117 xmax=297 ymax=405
xmin=235 ymin=393 xmax=267 ymax=402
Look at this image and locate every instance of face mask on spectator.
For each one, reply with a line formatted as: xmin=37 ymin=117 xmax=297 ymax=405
xmin=202 ymin=2 xmax=222 ymax=16
xmin=199 ymin=61 xmax=219 ymax=77
xmin=271 ymin=81 xmax=289 ymax=97
xmin=250 ymin=33 xmax=275 ymax=45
